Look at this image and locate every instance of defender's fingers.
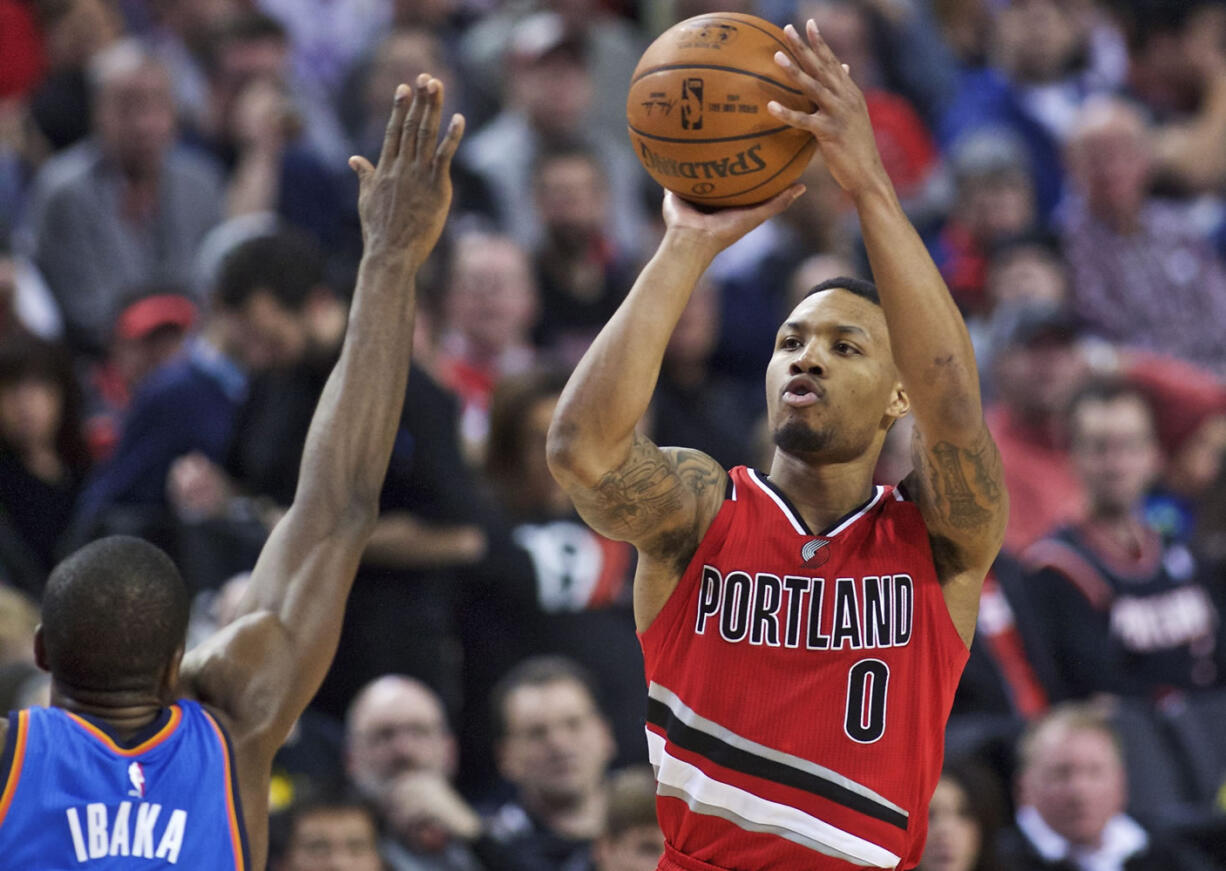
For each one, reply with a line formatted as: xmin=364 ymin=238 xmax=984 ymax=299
xmin=433 ymin=113 xmax=466 ymax=172
xmin=415 ymin=78 xmax=444 ymax=166
xmin=401 ymin=74 xmax=430 ymax=161
xmin=379 ymin=84 xmax=411 ymax=165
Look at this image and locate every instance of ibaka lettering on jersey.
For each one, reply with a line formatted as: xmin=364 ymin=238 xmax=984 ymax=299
xmin=694 ymin=566 xmax=914 ymax=650
xmin=64 ymin=802 xmax=189 ymax=864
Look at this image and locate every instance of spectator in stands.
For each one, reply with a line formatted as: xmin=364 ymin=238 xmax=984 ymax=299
xmin=194 ymin=11 xmax=345 ymax=248
xmin=593 ymin=766 xmax=664 ymax=871
xmin=83 ymin=289 xmax=197 ymax=460
xmin=1120 ymin=0 xmax=1226 ymax=195
xmin=342 ymin=27 xmax=492 ymax=231
xmin=940 ymin=0 xmax=1123 ymax=219
xmin=275 ymin=794 xmax=385 ymax=871
xmin=0 ymin=334 xmax=89 ymax=594
xmin=458 ymin=11 xmax=647 ymax=255
xmin=25 ymin=0 xmax=124 ymax=153
xmin=651 ymin=277 xmax=757 ymax=470
xmin=468 ymin=372 xmax=642 ymax=779
xmin=435 ymin=231 xmax=539 ymax=458
xmin=481 ymin=656 xmax=615 ymax=871
xmin=918 ymin=758 xmax=1011 ymax=871
xmin=71 ymin=230 xmax=337 ymax=543
xmin=530 ymin=144 xmax=637 ymax=366
xmin=23 ymin=39 xmax=222 ymax=356
xmin=345 ymin=675 xmax=483 ymax=871
xmin=1022 ymin=379 xmax=1225 ymax=700
xmin=998 ymin=702 xmax=1218 ymax=870
xmin=1060 ymin=96 xmax=1226 ymax=377
xmin=985 ymin=301 xmax=1089 ymax=554
xmin=936 ymin=131 xmax=1039 ymax=317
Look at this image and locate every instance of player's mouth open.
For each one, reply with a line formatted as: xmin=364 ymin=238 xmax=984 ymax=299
xmin=783 ymin=376 xmax=823 ymax=407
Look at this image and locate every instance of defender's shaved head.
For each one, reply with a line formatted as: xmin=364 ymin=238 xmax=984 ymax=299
xmin=41 ymin=536 xmax=189 ymax=692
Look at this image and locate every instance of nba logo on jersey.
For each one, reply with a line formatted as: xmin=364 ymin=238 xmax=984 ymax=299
xmin=801 ymin=538 xmax=831 ymax=566
xmin=128 ymin=762 xmax=146 ymax=798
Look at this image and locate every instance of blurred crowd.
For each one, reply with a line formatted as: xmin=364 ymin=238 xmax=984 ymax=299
xmin=3 ymin=0 xmax=1226 ymax=868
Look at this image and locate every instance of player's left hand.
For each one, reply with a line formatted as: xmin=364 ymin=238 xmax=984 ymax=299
xmin=767 ymin=19 xmax=889 ymax=200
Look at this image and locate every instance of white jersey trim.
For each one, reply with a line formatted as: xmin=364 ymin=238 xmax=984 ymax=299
xmin=646 ymin=730 xmax=901 ymax=869
xmin=746 ymin=469 xmax=808 ymax=535
xmin=745 ymin=470 xmax=885 ymax=538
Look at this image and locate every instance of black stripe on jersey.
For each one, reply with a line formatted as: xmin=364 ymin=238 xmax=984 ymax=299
xmin=646 ymin=697 xmax=908 ymax=830
xmin=753 ymin=471 xmax=814 ymax=535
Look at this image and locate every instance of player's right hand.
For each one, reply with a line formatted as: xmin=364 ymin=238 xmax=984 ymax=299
xmin=661 ymin=186 xmax=804 ymax=262
xmin=349 ymin=75 xmax=465 ymax=269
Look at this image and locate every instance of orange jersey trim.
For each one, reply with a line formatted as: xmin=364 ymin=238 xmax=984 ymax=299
xmin=203 ymin=710 xmax=246 ymax=871
xmin=0 ymin=711 xmax=30 ymax=826
xmin=65 ymin=704 xmax=183 ymax=757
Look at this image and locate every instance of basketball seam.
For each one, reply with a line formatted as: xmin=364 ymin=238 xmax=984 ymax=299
xmin=663 ymin=14 xmax=795 ymax=57
xmin=627 ymin=124 xmax=797 ymax=144
xmin=686 ymin=137 xmax=815 ymax=202
xmin=629 ymin=63 xmax=804 ymax=96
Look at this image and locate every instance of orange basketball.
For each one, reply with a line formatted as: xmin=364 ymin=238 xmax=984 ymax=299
xmin=627 ymin=13 xmax=817 ymax=208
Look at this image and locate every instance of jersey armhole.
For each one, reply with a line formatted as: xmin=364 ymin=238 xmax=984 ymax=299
xmin=638 ymin=470 xmax=739 ymax=651
xmin=0 ymin=710 xmax=28 ymax=827
xmin=202 ymin=707 xmax=253 ymax=871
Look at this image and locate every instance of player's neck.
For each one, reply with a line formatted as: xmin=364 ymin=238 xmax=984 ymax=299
xmin=51 ymin=682 xmax=169 ymax=739
xmin=766 ymin=450 xmax=877 ymax=534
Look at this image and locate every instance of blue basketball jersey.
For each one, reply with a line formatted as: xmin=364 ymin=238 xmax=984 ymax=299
xmin=0 ymin=699 xmax=248 ymax=869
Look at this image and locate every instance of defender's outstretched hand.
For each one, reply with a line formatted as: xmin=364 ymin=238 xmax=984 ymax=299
xmin=349 ymin=74 xmax=465 ymax=267
xmin=767 ymin=20 xmax=888 ymax=199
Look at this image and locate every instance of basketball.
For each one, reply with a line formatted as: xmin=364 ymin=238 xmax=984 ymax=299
xmin=627 ymin=13 xmax=817 ymax=208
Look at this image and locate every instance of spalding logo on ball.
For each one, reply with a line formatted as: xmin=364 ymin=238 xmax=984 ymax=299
xmin=627 ymin=13 xmax=816 ymax=207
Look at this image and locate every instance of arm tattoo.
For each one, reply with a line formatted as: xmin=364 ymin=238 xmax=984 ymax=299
xmin=913 ymin=426 xmax=1003 ymax=532
xmin=571 ymin=434 xmax=723 ymax=563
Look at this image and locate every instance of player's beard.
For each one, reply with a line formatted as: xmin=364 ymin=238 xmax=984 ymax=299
xmin=773 ymin=419 xmax=833 ymax=456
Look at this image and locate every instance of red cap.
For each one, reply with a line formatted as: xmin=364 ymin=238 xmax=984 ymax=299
xmin=116 ymin=294 xmax=197 ymax=342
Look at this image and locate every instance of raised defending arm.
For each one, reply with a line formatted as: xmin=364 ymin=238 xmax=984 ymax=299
xmin=180 ymin=76 xmax=464 ymax=743
xmin=769 ymin=21 xmax=1006 ymax=644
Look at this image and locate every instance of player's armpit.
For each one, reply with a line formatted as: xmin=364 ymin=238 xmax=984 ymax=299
xmin=567 ymin=433 xmax=726 ymax=571
xmin=905 ymin=422 xmax=1007 ymax=575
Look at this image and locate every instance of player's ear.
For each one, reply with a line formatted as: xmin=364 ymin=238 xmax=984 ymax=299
xmin=161 ymin=643 xmax=185 ymax=701
xmin=886 ymin=383 xmax=910 ymax=422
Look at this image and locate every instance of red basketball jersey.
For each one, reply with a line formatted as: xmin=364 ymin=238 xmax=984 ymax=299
xmin=639 ymin=466 xmax=969 ymax=871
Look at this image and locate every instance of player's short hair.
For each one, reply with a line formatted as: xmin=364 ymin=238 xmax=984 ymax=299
xmin=604 ymin=765 xmax=660 ymax=839
xmin=41 ymin=536 xmax=190 ymax=692
xmin=1017 ymin=701 xmax=1124 ymax=772
xmin=490 ymin=655 xmax=603 ymax=741
xmin=805 ymin=276 xmax=881 ymax=307
xmin=214 ymin=230 xmax=326 ymax=312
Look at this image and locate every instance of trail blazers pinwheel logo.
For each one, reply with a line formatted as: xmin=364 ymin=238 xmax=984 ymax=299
xmin=801 ymin=538 xmax=831 ymax=566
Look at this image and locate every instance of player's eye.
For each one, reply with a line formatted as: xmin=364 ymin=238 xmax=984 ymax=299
xmin=835 ymin=341 xmax=860 ymax=355
xmin=780 ymin=336 xmax=801 ymax=350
